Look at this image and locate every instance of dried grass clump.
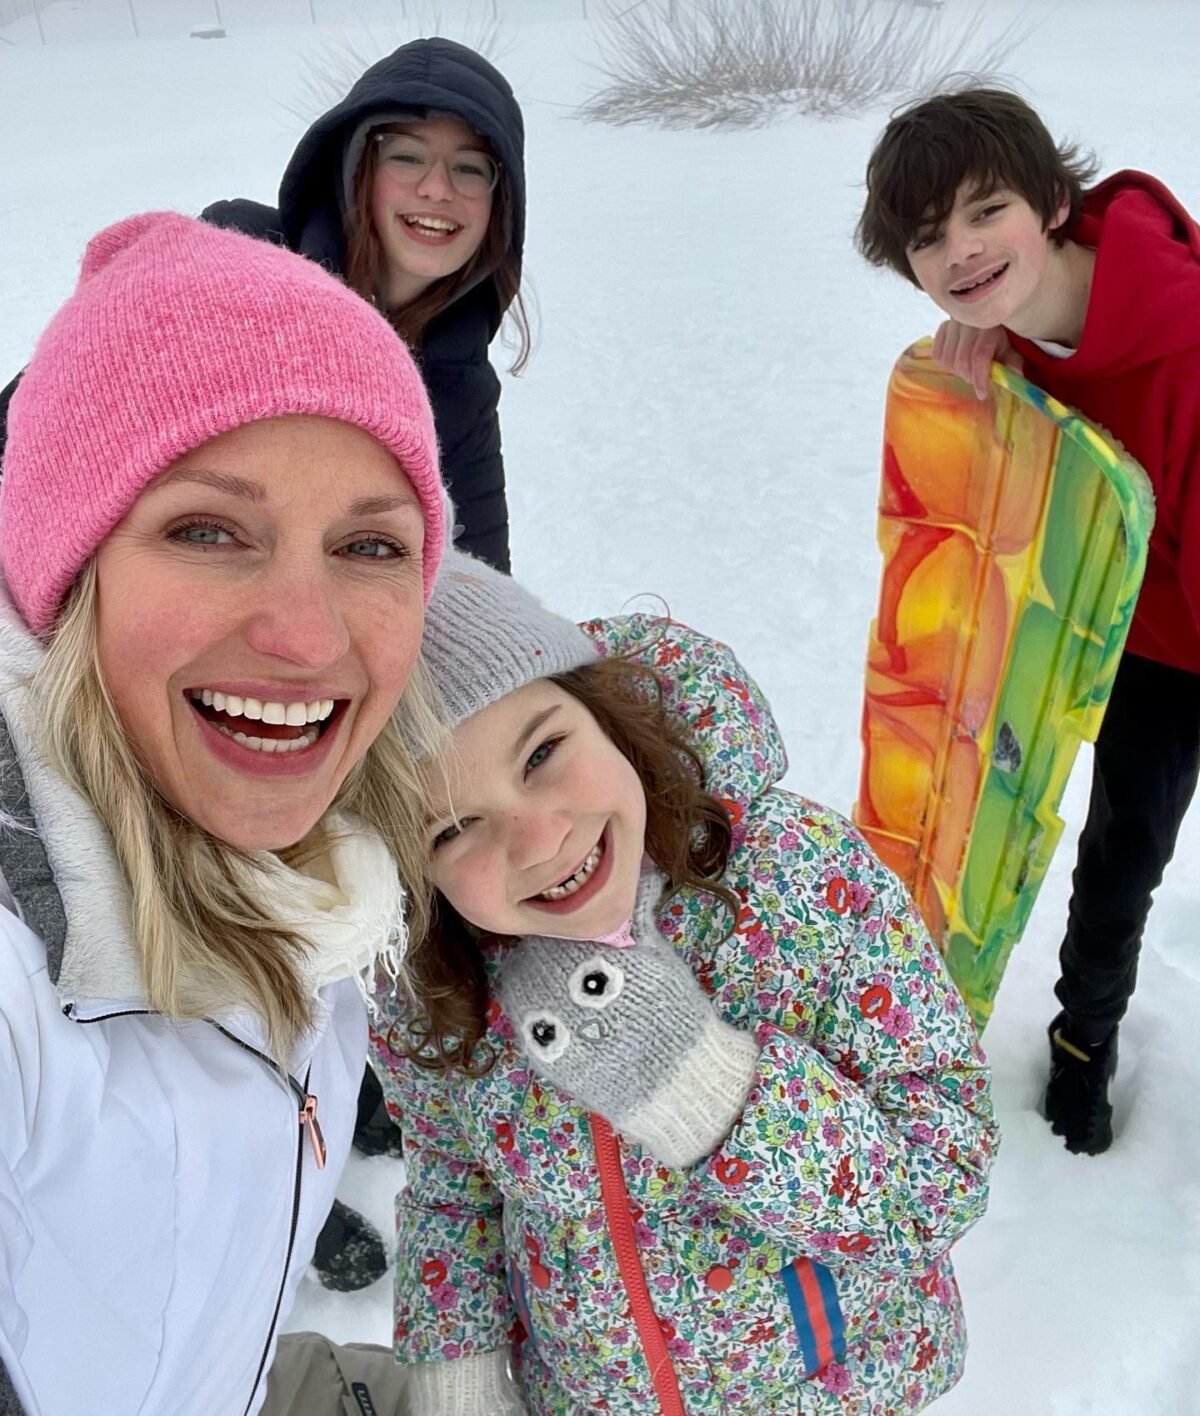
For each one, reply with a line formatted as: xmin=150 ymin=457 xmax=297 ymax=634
xmin=578 ymin=0 xmax=1028 ymax=130
xmin=285 ymin=4 xmax=507 ymax=125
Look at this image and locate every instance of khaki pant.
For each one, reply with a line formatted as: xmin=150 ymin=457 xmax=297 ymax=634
xmin=262 ymin=1332 xmax=412 ymax=1416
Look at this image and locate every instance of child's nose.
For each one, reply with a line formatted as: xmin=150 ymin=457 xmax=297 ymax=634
xmin=415 ymin=158 xmax=455 ymax=201
xmin=508 ymin=809 xmax=571 ymax=872
xmin=944 ymin=220 xmax=983 ymax=265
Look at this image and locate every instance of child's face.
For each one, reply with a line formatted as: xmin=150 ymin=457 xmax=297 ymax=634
xmin=369 ymin=114 xmax=494 ymax=307
xmin=423 ymin=680 xmax=648 ymax=940
xmin=906 ymin=181 xmax=1070 ymax=335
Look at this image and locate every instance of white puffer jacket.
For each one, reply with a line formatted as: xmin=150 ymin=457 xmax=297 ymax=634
xmin=0 ymin=595 xmax=391 ymax=1416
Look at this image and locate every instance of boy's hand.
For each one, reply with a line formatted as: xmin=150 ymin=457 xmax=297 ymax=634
xmin=498 ymin=929 xmax=760 ymax=1170
xmin=931 ymin=320 xmax=1020 ymax=400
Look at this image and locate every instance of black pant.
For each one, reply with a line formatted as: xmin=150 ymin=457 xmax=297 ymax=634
xmin=1056 ymin=652 xmax=1200 ymax=1037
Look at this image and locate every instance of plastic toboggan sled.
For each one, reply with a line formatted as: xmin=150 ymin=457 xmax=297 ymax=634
xmin=853 ymin=341 xmax=1154 ymax=1032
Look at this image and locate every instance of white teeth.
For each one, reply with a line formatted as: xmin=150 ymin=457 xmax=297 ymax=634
xmin=405 ymin=215 xmax=458 ymax=232
xmin=954 ymin=264 xmax=1006 ymax=295
xmin=538 ymin=842 xmax=604 ymax=901
xmin=189 ymin=690 xmax=337 ymax=737
xmin=190 ymin=692 xmax=334 ymax=721
xmin=223 ymin=725 xmax=320 ymax=754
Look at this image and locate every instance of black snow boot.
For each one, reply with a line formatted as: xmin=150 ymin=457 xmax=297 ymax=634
xmin=352 ymin=1064 xmax=404 ymax=1159
xmin=1043 ymin=1011 xmax=1119 ymax=1156
xmin=311 ymin=1200 xmax=388 ymax=1292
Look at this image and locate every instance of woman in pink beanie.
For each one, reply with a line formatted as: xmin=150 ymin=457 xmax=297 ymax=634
xmin=0 ymin=211 xmax=446 ymax=1416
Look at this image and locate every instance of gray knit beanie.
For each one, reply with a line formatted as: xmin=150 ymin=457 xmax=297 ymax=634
xmin=422 ymin=550 xmax=599 ymax=734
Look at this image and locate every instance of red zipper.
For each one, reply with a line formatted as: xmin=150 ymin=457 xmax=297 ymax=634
xmin=589 ymin=1115 xmax=687 ymax=1416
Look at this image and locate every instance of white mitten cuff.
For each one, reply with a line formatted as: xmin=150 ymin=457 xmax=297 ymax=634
xmin=617 ymin=1010 xmax=760 ymax=1170
xmin=404 ymin=1347 xmax=527 ymax=1416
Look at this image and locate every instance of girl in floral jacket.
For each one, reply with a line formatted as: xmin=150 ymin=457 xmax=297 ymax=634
xmin=372 ymin=550 xmax=997 ymax=1416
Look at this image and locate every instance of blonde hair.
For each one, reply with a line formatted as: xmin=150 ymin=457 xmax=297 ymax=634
xmin=33 ymin=561 xmax=445 ymax=1059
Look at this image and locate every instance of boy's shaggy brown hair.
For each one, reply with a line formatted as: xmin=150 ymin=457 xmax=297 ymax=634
xmin=856 ymin=87 xmax=1099 ymax=286
xmin=389 ymin=654 xmax=740 ymax=1075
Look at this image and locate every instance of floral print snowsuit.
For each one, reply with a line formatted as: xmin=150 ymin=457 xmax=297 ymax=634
xmin=371 ymin=615 xmax=998 ymax=1415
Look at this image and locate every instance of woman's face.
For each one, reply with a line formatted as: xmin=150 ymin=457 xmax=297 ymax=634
xmin=94 ymin=415 xmax=427 ymax=852
xmin=369 ymin=114 xmax=495 ymax=308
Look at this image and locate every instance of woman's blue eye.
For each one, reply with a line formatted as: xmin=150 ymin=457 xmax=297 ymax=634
xmin=172 ymin=521 xmax=235 ymax=546
xmin=340 ymin=537 xmax=404 ymax=560
xmin=389 ymin=152 xmax=424 ymax=167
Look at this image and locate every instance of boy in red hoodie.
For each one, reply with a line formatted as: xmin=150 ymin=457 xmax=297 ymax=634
xmin=856 ymin=89 xmax=1200 ymax=1157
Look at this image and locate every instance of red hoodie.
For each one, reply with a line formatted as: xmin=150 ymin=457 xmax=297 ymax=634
xmin=1008 ymin=171 xmax=1200 ymax=674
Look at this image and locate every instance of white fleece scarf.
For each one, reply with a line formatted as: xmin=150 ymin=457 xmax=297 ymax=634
xmin=0 ymin=580 xmax=406 ymax=1011
xmin=246 ymin=815 xmax=405 ymax=1002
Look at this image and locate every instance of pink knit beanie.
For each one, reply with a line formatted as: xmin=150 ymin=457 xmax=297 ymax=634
xmin=0 ymin=211 xmax=446 ymax=634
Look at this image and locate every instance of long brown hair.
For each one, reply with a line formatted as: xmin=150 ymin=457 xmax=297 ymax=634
xmin=387 ymin=654 xmax=740 ymax=1075
xmin=344 ymin=122 xmax=531 ymax=372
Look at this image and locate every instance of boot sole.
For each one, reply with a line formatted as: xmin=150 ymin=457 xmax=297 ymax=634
xmin=1048 ymin=1111 xmax=1114 ymax=1156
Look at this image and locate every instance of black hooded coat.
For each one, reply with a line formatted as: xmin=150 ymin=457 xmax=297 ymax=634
xmin=204 ymin=38 xmax=524 ymax=571
xmin=203 ymin=37 xmax=524 ymax=572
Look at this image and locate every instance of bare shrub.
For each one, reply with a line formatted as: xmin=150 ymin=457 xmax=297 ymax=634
xmin=284 ymin=4 xmax=508 ymax=126
xmin=578 ymin=0 xmax=1029 ymax=130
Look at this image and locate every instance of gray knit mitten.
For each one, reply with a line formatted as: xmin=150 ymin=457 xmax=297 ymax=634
xmin=498 ymin=917 xmax=760 ymax=1171
xmin=403 ymin=1348 xmax=527 ymax=1416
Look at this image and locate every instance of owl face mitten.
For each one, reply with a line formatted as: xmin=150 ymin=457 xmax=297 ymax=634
xmin=497 ymin=880 xmax=760 ymax=1171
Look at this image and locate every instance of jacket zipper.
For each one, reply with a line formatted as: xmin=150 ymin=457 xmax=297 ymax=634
xmin=213 ymin=1023 xmax=327 ymax=1169
xmin=212 ymin=1026 xmax=328 ymax=1413
xmin=69 ymin=1010 xmax=327 ymax=1168
xmin=242 ymin=1111 xmax=305 ymax=1416
xmin=589 ymin=1115 xmax=687 ymax=1416
xmin=69 ymin=1008 xmax=328 ymax=1408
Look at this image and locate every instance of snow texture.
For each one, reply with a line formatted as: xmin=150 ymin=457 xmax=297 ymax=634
xmin=2 ymin=2 xmax=1198 ymax=1412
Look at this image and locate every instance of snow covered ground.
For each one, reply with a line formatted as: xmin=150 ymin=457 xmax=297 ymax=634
xmin=3 ymin=2 xmax=1199 ymax=1411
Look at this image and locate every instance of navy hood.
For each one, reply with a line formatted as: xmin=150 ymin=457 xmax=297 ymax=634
xmin=278 ymin=37 xmax=525 ymax=330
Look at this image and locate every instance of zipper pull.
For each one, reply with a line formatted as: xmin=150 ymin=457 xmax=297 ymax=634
xmin=299 ymin=1093 xmax=327 ymax=1169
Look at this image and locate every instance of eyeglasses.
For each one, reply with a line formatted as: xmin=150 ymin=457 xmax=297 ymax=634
xmin=374 ymin=132 xmax=500 ymax=199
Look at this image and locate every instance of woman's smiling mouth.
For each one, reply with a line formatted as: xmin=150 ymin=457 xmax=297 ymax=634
xmin=186 ymin=688 xmax=341 ymax=756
